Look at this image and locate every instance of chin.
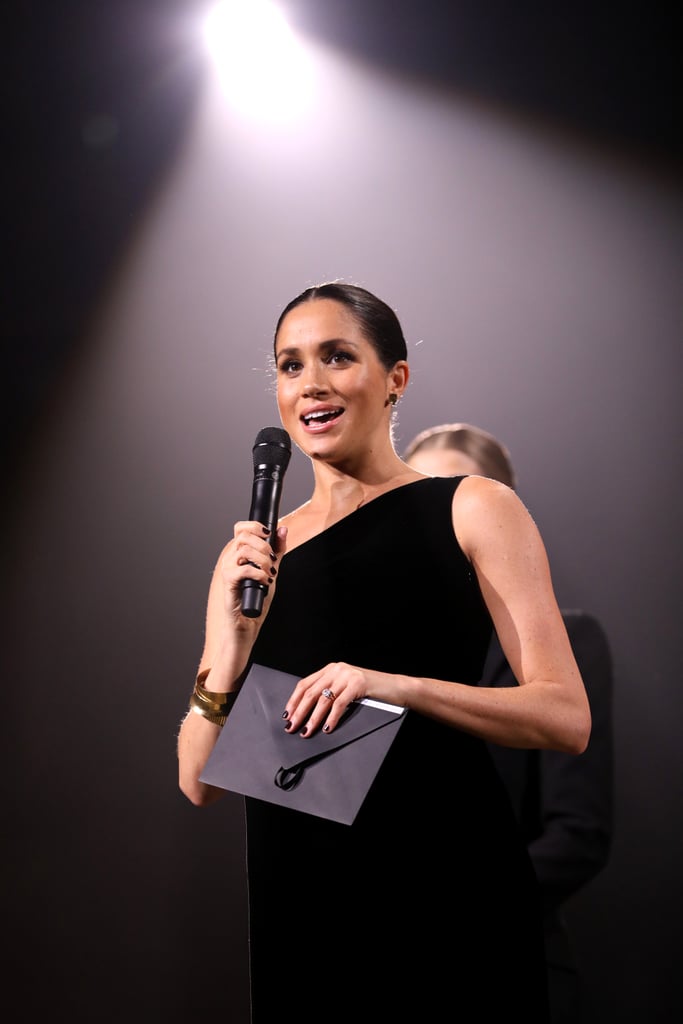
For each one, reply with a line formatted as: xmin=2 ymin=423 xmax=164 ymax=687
xmin=305 ymin=439 xmax=332 ymax=457
xmin=301 ymin=435 xmax=338 ymax=461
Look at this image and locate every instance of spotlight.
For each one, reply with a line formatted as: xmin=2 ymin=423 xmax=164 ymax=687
xmin=202 ymin=0 xmax=313 ymax=119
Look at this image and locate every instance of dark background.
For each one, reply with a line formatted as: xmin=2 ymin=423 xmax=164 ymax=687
xmin=3 ymin=2 xmax=681 ymax=1021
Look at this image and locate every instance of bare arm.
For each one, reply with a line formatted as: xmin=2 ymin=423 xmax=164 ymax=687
xmin=177 ymin=522 xmax=287 ymax=807
xmin=281 ymin=478 xmax=591 ymax=753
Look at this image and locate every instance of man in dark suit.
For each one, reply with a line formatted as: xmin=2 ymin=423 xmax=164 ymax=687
xmin=481 ymin=610 xmax=613 ymax=1022
xmin=404 ymin=422 xmax=614 ymax=1023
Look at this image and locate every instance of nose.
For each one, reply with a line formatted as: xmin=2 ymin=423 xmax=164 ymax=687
xmin=301 ymin=368 xmax=329 ymax=397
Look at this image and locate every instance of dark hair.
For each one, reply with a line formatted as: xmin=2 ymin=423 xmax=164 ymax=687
xmin=403 ymin=422 xmax=517 ymax=489
xmin=274 ymin=282 xmax=408 ymax=370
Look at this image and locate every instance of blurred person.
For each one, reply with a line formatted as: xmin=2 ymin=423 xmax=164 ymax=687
xmin=404 ymin=421 xmax=614 ymax=1024
xmin=177 ymin=284 xmax=592 ymax=1023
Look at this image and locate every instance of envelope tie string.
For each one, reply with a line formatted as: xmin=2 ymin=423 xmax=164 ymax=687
xmin=274 ymin=716 xmax=399 ymax=792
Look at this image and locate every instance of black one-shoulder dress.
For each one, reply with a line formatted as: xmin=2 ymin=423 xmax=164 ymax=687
xmin=246 ymin=477 xmax=549 ymax=1022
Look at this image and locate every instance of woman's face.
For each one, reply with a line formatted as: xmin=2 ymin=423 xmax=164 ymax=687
xmin=406 ymin=448 xmax=484 ymax=477
xmin=274 ymin=298 xmax=399 ymax=463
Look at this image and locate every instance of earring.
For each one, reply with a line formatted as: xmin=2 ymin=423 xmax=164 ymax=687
xmin=387 ymin=393 xmax=398 ymax=407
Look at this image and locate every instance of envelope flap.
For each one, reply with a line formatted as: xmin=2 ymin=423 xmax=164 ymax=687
xmin=274 ymin=698 xmax=404 ymax=768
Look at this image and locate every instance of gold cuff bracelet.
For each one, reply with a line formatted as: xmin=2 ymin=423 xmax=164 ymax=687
xmin=188 ymin=673 xmax=238 ymax=727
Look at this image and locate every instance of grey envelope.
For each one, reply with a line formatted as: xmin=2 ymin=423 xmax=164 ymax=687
xmin=199 ymin=662 xmax=407 ymax=825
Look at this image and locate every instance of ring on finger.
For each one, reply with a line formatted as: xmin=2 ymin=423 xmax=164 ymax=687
xmin=321 ymin=687 xmax=336 ymax=701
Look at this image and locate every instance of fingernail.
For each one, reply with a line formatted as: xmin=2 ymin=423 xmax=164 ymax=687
xmin=281 ymin=710 xmax=288 ymax=719
xmin=322 ymin=724 xmax=330 ymax=732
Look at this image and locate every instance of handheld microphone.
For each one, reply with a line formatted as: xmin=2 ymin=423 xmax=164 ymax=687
xmin=240 ymin=426 xmax=292 ymax=618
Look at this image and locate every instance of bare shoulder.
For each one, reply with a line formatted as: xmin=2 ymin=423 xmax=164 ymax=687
xmin=452 ymin=475 xmax=540 ymax=558
xmin=453 ymin=473 xmax=517 ymax=507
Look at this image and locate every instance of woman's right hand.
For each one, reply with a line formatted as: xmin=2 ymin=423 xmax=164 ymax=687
xmin=220 ymin=521 xmax=288 ymax=633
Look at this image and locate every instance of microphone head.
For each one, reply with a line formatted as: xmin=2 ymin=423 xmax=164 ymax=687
xmin=252 ymin=427 xmax=292 ymax=470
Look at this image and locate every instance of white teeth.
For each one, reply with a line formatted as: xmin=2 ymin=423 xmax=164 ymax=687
xmin=303 ymin=409 xmax=341 ymax=424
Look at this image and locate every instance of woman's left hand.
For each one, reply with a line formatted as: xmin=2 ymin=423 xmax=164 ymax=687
xmin=282 ymin=662 xmax=377 ymax=737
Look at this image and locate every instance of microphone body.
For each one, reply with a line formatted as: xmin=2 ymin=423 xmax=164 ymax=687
xmin=241 ymin=427 xmax=291 ymax=618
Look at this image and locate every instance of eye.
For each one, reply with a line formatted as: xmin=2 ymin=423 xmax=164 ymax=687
xmin=327 ymin=350 xmax=354 ymax=366
xmin=278 ymin=358 xmax=302 ymax=374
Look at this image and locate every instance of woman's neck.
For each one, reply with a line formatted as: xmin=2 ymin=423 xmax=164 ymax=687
xmin=310 ymin=453 xmax=417 ymax=510
xmin=280 ymin=455 xmax=422 ymax=550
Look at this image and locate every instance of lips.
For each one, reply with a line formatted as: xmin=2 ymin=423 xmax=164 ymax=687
xmin=301 ymin=407 xmax=344 ymax=429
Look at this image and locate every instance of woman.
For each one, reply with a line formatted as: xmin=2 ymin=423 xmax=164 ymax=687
xmin=177 ymin=282 xmax=591 ymax=1022
xmin=403 ymin=420 xmax=518 ymax=488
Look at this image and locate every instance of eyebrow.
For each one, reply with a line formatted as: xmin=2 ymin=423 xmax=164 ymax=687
xmin=275 ymin=338 xmax=361 ymax=360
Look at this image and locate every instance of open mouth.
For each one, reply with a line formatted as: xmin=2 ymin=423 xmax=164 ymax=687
xmin=302 ymin=409 xmax=344 ymax=427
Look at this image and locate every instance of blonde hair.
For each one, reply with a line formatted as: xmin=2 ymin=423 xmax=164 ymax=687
xmin=403 ymin=422 xmax=517 ymax=489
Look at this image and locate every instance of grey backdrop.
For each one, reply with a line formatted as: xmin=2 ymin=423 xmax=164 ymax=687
xmin=4 ymin=3 xmax=681 ymax=1021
